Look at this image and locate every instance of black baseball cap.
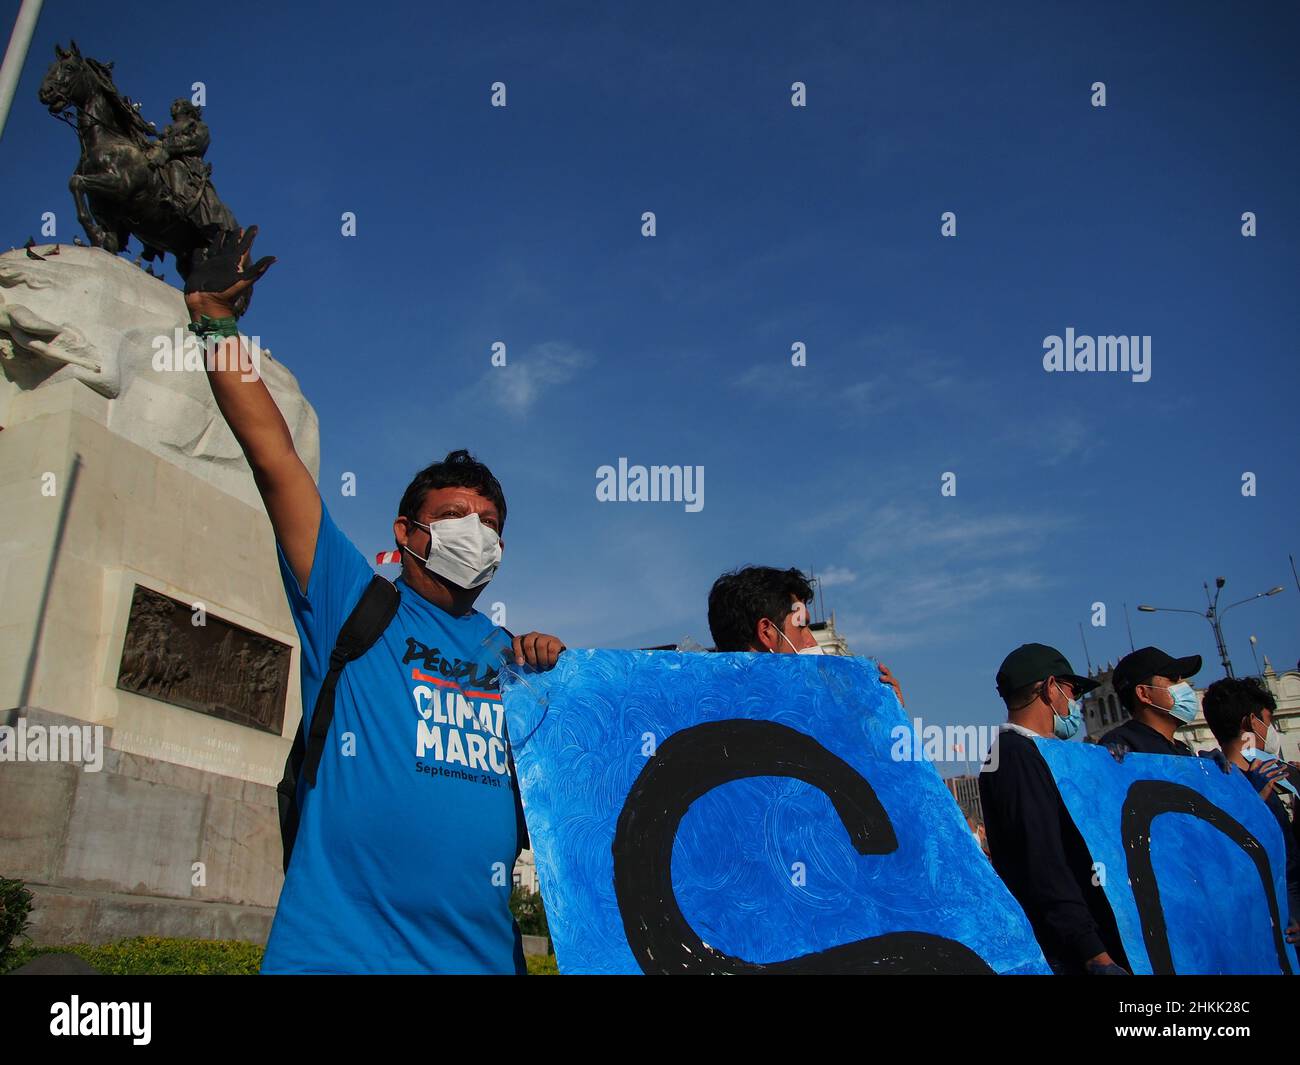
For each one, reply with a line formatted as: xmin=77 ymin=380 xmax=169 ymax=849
xmin=996 ymin=643 xmax=1099 ymax=698
xmin=1112 ymin=646 xmax=1202 ymax=698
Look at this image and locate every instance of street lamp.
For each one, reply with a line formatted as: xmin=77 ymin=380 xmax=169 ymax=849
xmin=1137 ymin=578 xmax=1284 ymax=678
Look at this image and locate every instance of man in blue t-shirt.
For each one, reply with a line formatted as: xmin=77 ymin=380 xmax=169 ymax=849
xmin=186 ymin=229 xmax=565 ymax=973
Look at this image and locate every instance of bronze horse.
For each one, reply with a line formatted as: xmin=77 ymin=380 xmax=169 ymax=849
xmin=37 ymin=40 xmax=238 ymax=282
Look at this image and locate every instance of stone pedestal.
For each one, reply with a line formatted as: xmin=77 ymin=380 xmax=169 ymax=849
xmin=0 ymin=246 xmax=319 ymax=946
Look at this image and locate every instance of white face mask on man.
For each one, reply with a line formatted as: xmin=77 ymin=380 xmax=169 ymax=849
xmin=1252 ymin=716 xmax=1284 ymax=757
xmin=404 ymin=512 xmax=502 ymax=589
xmin=768 ymin=618 xmax=824 ymax=655
xmin=777 ymin=630 xmax=824 ymax=655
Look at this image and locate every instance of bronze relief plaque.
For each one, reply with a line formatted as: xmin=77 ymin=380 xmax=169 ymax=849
xmin=117 ymin=585 xmax=290 ymax=735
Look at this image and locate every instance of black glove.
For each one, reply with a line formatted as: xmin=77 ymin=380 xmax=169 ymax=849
xmin=184 ymin=226 xmax=275 ymax=309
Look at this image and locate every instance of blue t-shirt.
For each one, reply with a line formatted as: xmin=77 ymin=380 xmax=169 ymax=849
xmin=262 ymin=502 xmax=525 ymax=974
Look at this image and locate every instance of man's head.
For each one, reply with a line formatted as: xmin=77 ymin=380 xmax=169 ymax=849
xmin=1201 ymin=676 xmax=1274 ymax=749
xmin=995 ymin=643 xmax=1098 ymax=737
xmin=707 ymin=566 xmax=817 ymax=653
xmin=1112 ymin=646 xmax=1202 ymax=723
xmin=1203 ymin=675 xmax=1279 ymax=755
xmin=393 ymin=450 xmax=507 ymax=608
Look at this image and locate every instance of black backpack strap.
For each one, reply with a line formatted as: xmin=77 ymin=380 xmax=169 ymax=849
xmin=278 ymin=574 xmax=400 ymax=871
xmin=302 ymin=575 xmax=401 ymax=786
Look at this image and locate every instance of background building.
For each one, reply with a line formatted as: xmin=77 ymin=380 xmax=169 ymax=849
xmin=1082 ymin=663 xmax=1128 ymax=742
xmin=810 ymin=614 xmax=851 ymax=656
xmin=512 ymin=849 xmax=540 ymax=894
xmin=945 ymin=774 xmax=983 ymax=826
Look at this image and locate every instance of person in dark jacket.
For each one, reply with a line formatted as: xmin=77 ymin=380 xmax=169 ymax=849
xmin=979 ymin=643 xmax=1129 ymax=974
xmin=1200 ymin=677 xmax=1300 ymax=945
xmin=1101 ymin=645 xmax=1201 ymax=757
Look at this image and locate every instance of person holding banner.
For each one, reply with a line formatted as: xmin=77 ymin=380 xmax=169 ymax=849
xmin=1101 ymin=646 xmax=1201 ymax=758
xmin=184 ymin=228 xmax=565 ymax=974
xmin=1199 ymin=677 xmax=1300 ymax=945
xmin=979 ymin=643 xmax=1129 ymax=974
xmin=706 ymin=565 xmax=904 ymax=703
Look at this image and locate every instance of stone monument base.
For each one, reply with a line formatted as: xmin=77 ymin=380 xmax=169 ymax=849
xmin=0 ymin=402 xmax=302 ymax=948
xmin=3 ymin=708 xmax=279 ymax=947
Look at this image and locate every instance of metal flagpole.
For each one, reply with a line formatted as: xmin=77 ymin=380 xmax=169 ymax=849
xmin=0 ymin=0 xmax=45 ymax=144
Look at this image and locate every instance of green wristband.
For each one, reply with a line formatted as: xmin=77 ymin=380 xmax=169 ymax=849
xmin=187 ymin=315 xmax=241 ymax=339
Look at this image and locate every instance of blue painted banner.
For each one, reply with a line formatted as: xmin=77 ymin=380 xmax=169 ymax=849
xmin=1034 ymin=739 xmax=1299 ymax=975
xmin=503 ymin=649 xmax=1049 ymax=974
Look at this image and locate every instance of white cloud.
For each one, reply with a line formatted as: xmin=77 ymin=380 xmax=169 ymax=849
xmin=803 ymin=500 xmax=1069 ymax=657
xmin=848 ymin=504 xmax=1065 ymax=565
xmin=816 ymin=565 xmax=858 ymax=588
xmin=464 ymin=341 xmax=592 ymax=416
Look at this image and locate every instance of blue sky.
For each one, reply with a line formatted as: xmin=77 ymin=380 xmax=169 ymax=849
xmin=3 ymin=1 xmax=1298 ymax=752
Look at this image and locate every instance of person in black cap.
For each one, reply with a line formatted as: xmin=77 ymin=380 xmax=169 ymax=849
xmin=979 ymin=643 xmax=1129 ymax=974
xmin=1101 ymin=646 xmax=1202 ymax=757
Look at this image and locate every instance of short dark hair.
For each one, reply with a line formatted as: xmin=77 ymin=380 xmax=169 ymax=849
xmin=1003 ymin=681 xmax=1043 ymax=713
xmin=1119 ymin=678 xmax=1154 ymax=714
xmin=707 ymin=566 xmax=814 ymax=652
xmin=1201 ymin=677 xmax=1273 ymax=746
xmin=398 ymin=449 xmax=507 ymax=528
xmin=1245 ymin=676 xmax=1277 ymax=714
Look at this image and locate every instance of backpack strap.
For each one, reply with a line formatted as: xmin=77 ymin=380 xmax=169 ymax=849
xmin=278 ymin=574 xmax=400 ymax=871
xmin=303 ymin=575 xmax=401 ymax=786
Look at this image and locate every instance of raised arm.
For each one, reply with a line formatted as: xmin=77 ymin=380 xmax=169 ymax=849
xmin=184 ymin=228 xmax=320 ymax=592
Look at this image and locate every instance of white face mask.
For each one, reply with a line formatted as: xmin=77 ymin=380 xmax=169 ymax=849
xmin=404 ymin=513 xmax=501 ymax=589
xmin=1258 ymin=720 xmax=1283 ymax=757
xmin=775 ymin=627 xmax=824 ymax=655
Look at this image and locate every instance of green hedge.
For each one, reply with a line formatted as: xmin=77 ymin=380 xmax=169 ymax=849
xmin=525 ymin=953 xmax=559 ymax=975
xmin=2 ymin=936 xmax=560 ymax=975
xmin=2 ymin=936 xmax=264 ymax=975
xmin=0 ymin=876 xmax=35 ymax=969
xmin=509 ymin=886 xmax=550 ymax=938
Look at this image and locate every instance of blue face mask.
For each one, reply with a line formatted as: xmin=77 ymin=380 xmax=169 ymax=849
xmin=1150 ymin=680 xmax=1198 ymax=724
xmin=1051 ymin=681 xmax=1083 ymax=740
xmin=1054 ymin=699 xmax=1083 ymax=740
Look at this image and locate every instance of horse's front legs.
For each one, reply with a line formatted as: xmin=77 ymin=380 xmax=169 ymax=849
xmin=69 ymin=172 xmax=126 ymax=252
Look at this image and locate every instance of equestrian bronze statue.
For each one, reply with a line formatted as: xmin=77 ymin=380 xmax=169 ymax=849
xmin=37 ymin=40 xmax=239 ymax=283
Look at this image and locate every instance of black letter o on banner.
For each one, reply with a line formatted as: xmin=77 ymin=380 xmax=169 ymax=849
xmin=611 ymin=719 xmax=996 ymax=974
xmin=1122 ymin=779 xmax=1292 ymax=975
